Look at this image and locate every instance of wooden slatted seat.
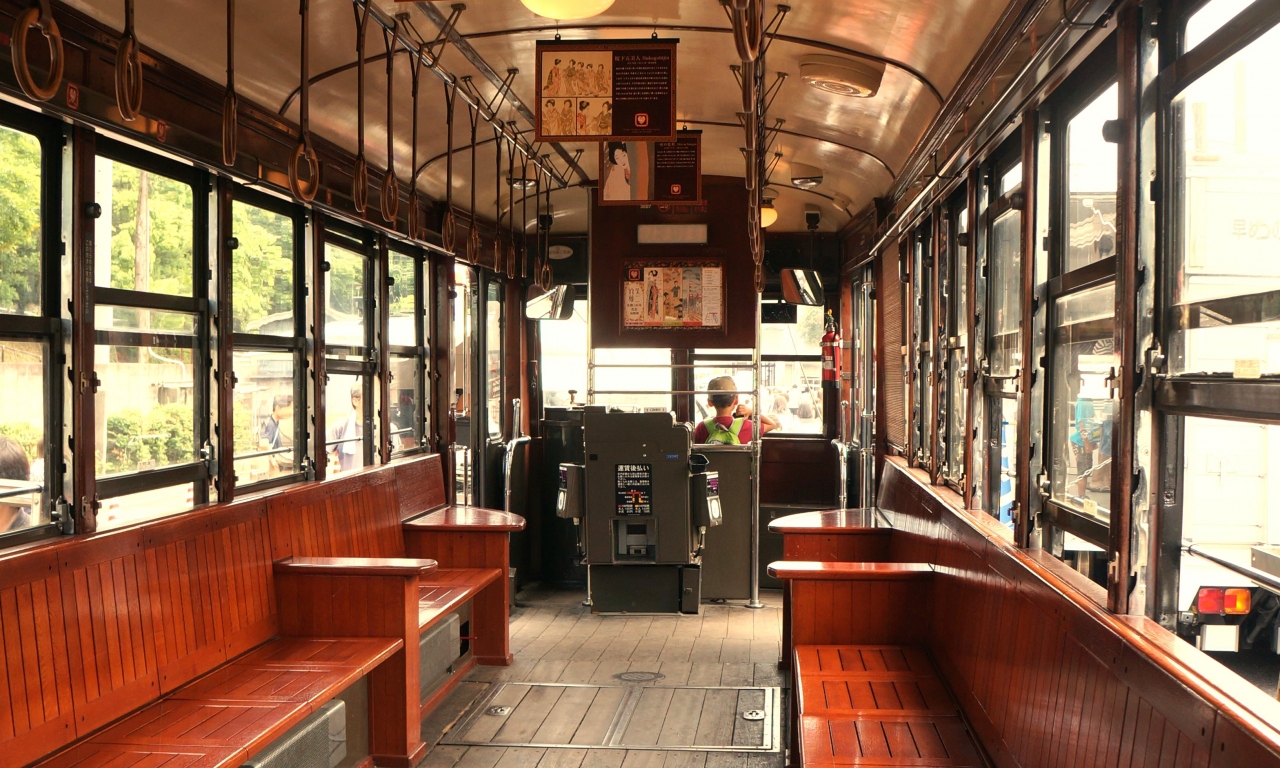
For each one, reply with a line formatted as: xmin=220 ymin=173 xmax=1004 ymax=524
xmin=18 ymin=498 xmax=420 ymax=768
xmin=792 ymin=644 xmax=985 ymax=767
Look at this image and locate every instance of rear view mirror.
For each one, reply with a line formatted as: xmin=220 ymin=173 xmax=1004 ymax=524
xmin=526 ymin=284 xmax=577 ymax=320
xmin=780 ymin=269 xmax=823 ymax=306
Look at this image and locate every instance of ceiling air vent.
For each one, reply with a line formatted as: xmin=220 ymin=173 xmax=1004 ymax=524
xmin=799 ymin=54 xmax=886 ymax=98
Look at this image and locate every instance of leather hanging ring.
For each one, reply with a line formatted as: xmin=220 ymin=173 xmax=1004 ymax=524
xmin=407 ymin=191 xmax=420 ymax=238
xmin=493 ymin=239 xmax=503 ymax=273
xmin=506 ymin=244 xmax=517 ymax=280
xmin=442 ymin=210 xmax=457 ymax=254
xmin=380 ymin=171 xmax=399 ymax=223
xmin=744 ymin=151 xmax=757 ymax=191
xmin=539 ymin=255 xmax=553 ymax=293
xmin=115 ymin=0 xmax=143 ymax=121
xmin=754 ymin=262 xmax=765 ymax=294
xmin=289 ymin=139 xmax=320 ymax=202
xmin=467 ymin=225 xmax=481 ymax=264
xmin=732 ymin=0 xmax=761 ymax=63
xmin=352 ymin=155 xmax=368 ymax=213
xmin=221 ymin=89 xmax=238 ymax=166
xmin=11 ymin=3 xmax=64 ymax=102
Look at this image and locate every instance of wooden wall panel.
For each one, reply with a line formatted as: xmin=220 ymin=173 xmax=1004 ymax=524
xmin=781 ymin=531 xmax=893 ymax=562
xmin=760 ymin=439 xmax=839 ymax=507
xmin=0 ymin=547 xmax=76 ymax=767
xmin=878 ymin=458 xmax=1269 ymax=768
xmin=393 ymin=456 xmax=447 ymax=520
xmin=789 ymin=578 xmax=932 ymax=648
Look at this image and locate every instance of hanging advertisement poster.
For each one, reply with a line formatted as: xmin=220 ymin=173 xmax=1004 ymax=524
xmin=622 ymin=262 xmax=723 ymax=330
xmin=599 ymin=131 xmax=702 ymax=206
xmin=535 ymin=39 xmax=677 ymax=143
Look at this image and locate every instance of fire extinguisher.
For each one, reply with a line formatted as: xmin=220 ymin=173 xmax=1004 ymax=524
xmin=821 ymin=310 xmax=840 ymax=383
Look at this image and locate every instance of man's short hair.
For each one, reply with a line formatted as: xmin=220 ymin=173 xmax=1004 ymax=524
xmin=272 ymin=394 xmax=293 ymax=411
xmin=707 ymin=376 xmax=737 ymax=410
xmin=0 ymin=436 xmax=30 ymax=482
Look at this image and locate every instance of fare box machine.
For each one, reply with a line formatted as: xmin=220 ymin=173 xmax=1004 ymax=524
xmin=557 ymin=408 xmax=722 ymax=613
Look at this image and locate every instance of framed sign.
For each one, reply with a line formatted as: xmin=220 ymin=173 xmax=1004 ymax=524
xmin=535 ymin=39 xmax=678 ymax=142
xmin=599 ymin=132 xmax=702 ymax=206
xmin=623 ymin=262 xmax=723 ymax=330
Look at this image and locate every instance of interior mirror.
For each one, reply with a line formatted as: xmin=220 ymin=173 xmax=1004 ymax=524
xmin=780 ymin=269 xmax=824 ymax=306
xmin=525 ymin=284 xmax=577 ymax=320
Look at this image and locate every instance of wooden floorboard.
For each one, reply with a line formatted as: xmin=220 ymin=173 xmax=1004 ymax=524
xmin=419 ymin=587 xmax=786 ymax=768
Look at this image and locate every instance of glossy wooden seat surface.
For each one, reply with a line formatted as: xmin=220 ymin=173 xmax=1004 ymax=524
xmin=768 ymin=508 xmax=884 ymax=533
xmin=794 ymin=644 xmax=985 ymax=767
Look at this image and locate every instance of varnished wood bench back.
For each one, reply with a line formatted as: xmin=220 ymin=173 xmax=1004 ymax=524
xmin=0 ymin=498 xmax=277 ymax=768
xmin=392 ymin=455 xmax=448 ymax=520
xmin=267 ymin=467 xmax=405 ymax=560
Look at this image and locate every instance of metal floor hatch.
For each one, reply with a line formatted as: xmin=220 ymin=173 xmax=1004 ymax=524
xmin=442 ymin=683 xmax=781 ymax=752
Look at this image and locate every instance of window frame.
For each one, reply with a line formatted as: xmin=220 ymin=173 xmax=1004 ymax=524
xmin=1039 ymin=47 xmax=1122 ymax=556
xmin=91 ymin=137 xmax=213 ymax=509
xmin=1151 ymin=0 xmax=1280 ymax=630
xmin=386 ymin=242 xmax=431 ymax=457
xmin=910 ymin=220 xmax=933 ymax=469
xmin=321 ymin=225 xmax=378 ymax=474
xmin=227 ymin=186 xmax=309 ymax=493
xmin=0 ymin=107 xmax=66 ymax=545
xmin=938 ymin=186 xmax=971 ymax=493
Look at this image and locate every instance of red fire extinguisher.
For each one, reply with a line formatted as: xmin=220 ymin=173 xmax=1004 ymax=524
xmin=821 ymin=310 xmax=840 ymax=383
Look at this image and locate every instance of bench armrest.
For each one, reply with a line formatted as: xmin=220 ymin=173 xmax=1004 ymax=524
xmin=404 ymin=506 xmax=526 ymax=532
xmin=274 ymin=556 xmax=438 ymax=577
xmin=767 ymin=508 xmax=887 ymax=533
xmin=767 ymin=560 xmax=933 ymax=580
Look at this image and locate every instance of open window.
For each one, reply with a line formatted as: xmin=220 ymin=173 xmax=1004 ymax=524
xmin=323 ymin=230 xmax=376 ymax=477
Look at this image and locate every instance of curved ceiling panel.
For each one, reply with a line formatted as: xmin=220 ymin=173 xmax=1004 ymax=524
xmin=54 ymin=0 xmax=1015 ymax=234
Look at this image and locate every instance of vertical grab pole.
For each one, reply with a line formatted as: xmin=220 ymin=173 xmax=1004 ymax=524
xmin=748 ymin=292 xmax=764 ymax=609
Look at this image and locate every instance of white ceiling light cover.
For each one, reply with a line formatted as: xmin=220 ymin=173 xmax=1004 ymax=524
xmin=519 ymin=0 xmax=615 ymax=21
xmin=800 ymin=54 xmax=886 ymax=98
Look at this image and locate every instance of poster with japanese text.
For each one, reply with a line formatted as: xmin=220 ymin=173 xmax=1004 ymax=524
xmin=535 ymin=39 xmax=677 ymax=143
xmin=623 ymin=262 xmax=722 ymax=330
xmin=599 ymin=132 xmax=702 ymax=206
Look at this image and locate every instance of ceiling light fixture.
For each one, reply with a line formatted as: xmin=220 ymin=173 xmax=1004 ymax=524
xmin=790 ymin=162 xmax=823 ymax=189
xmin=760 ymin=201 xmax=778 ymax=229
xmin=519 ymin=0 xmax=615 ymax=21
xmin=799 ymin=54 xmax=886 ymax=98
xmin=509 ymin=175 xmax=537 ymax=190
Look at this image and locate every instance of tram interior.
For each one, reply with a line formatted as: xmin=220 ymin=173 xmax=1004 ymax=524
xmin=0 ymin=0 xmax=1277 ymax=766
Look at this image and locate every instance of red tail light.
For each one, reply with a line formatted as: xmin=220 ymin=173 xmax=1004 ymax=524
xmin=1196 ymin=587 xmax=1224 ymax=614
xmin=1224 ymin=588 xmax=1252 ymax=615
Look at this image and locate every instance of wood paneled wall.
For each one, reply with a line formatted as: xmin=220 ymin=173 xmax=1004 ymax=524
xmin=266 ymin=471 xmax=405 ymax=560
xmin=878 ymin=458 xmax=1280 ymax=768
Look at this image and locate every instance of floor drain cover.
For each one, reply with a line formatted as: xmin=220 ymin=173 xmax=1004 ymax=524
xmin=486 ymin=705 xmax=513 ymax=716
xmin=742 ymin=709 xmax=766 ymax=721
xmin=614 ymin=671 xmax=665 ymax=683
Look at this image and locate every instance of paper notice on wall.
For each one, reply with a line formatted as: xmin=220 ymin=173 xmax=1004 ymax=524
xmin=624 ymin=262 xmax=723 ymax=330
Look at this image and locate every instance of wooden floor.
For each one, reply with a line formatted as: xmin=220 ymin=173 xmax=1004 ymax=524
xmin=418 ymin=587 xmax=788 ymax=768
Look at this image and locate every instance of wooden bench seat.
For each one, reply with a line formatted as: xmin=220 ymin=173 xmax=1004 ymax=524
xmin=792 ymin=644 xmax=985 ymax=767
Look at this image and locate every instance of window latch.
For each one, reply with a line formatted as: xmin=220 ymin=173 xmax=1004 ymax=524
xmin=1105 ymin=366 xmax=1120 ymax=400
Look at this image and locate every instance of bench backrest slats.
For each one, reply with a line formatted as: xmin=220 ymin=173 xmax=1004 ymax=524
xmin=267 ymin=470 xmax=405 ymax=560
xmin=393 ymin=456 xmax=447 ymax=521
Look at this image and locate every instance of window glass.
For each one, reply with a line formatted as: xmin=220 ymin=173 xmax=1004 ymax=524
xmin=540 ymin=303 xmax=588 ymax=408
xmin=914 ymin=232 xmax=933 ymax=464
xmin=1050 ymin=526 xmax=1107 ymax=587
xmin=1176 ymin=415 xmax=1280 ymax=675
xmin=325 ymin=372 xmax=367 ymax=476
xmin=95 ymin=305 xmax=195 ymax=334
xmin=946 ymin=208 xmax=970 ymax=483
xmin=1186 ymin=0 xmax=1254 ymax=49
xmin=1049 ymin=284 xmax=1117 ymax=518
xmin=593 ymin=348 xmax=672 ymax=410
xmin=453 ymin=264 xmax=474 ymax=417
xmin=993 ymin=397 xmax=1018 ymax=526
xmin=0 ymin=125 xmax=42 ymax=317
xmin=97 ymin=158 xmax=193 ymax=296
xmin=326 ymin=243 xmax=366 ymax=348
xmin=759 ymin=360 xmax=822 ymax=435
xmin=96 ymin=344 xmax=196 ymax=476
xmin=1170 ymin=24 xmax=1280 ymax=376
xmin=1001 ymin=162 xmax=1023 ymax=195
xmin=389 ymin=355 xmax=421 ymax=451
xmin=232 ymin=350 xmax=296 ymax=484
xmin=388 ymin=252 xmax=416 ymax=348
xmin=232 ymin=202 xmax=294 ymax=336
xmin=0 ymin=340 xmax=45 ymax=531
xmin=989 ymin=210 xmax=1023 ymax=376
xmin=1066 ymin=83 xmax=1119 ymax=272
xmin=761 ymin=305 xmax=824 ymax=356
xmin=486 ymin=281 xmax=503 ymax=440
xmin=99 ymin=484 xmax=194 ymax=530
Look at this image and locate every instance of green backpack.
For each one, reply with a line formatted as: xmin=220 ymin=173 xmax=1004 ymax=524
xmin=703 ymin=417 xmax=745 ymax=445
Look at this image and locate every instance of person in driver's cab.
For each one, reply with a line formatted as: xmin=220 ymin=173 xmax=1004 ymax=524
xmin=694 ymin=376 xmax=779 ymax=445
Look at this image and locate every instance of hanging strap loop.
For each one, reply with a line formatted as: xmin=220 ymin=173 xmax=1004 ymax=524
xmin=11 ymin=0 xmax=64 ymax=102
xmin=288 ymin=0 xmax=320 ymax=202
xmin=222 ymin=0 xmax=237 ymax=166
xmin=379 ymin=23 xmax=399 ymax=224
xmin=115 ymin=0 xmax=143 ymax=121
